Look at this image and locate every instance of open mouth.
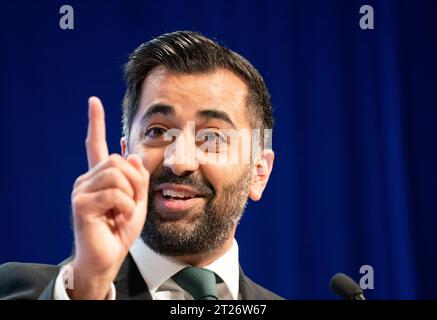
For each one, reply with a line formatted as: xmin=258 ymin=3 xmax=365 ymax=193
xmin=153 ymin=184 xmax=205 ymax=214
xmin=161 ymin=189 xmax=199 ymax=200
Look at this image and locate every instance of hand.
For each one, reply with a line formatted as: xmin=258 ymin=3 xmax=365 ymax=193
xmin=68 ymin=97 xmax=149 ymax=299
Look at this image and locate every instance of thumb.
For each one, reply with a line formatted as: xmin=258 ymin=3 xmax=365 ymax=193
xmin=127 ymin=154 xmax=149 ymax=202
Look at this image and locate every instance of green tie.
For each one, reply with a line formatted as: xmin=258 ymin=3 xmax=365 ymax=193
xmin=172 ymin=267 xmax=219 ymax=300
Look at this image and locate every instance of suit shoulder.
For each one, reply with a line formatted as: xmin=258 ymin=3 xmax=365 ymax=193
xmin=239 ymin=269 xmax=285 ymax=300
xmin=244 ymin=276 xmax=285 ymax=300
xmin=0 ymin=262 xmax=60 ymax=300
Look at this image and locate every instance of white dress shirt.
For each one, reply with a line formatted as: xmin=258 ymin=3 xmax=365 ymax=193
xmin=54 ymin=238 xmax=240 ymax=300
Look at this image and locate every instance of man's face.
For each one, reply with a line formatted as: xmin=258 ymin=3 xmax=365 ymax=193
xmin=123 ymin=67 xmax=263 ymax=256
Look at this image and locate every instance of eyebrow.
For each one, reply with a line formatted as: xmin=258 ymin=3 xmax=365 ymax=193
xmin=141 ymin=104 xmax=175 ymax=124
xmin=141 ymin=104 xmax=236 ymax=128
xmin=197 ymin=109 xmax=236 ymax=129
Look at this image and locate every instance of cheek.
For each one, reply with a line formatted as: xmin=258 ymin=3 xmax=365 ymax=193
xmin=130 ymin=141 xmax=164 ymax=174
xmin=201 ymin=163 xmax=248 ymax=191
xmin=141 ymin=149 xmax=164 ymax=174
xmin=224 ymin=133 xmax=253 ymax=165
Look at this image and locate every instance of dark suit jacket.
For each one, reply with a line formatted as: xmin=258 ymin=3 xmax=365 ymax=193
xmin=0 ymin=254 xmax=283 ymax=300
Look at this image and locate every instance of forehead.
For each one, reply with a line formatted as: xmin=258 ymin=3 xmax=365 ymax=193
xmin=136 ymin=66 xmax=250 ymax=126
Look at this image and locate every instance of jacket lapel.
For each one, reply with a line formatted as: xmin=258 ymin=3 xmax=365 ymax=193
xmin=238 ymin=266 xmax=258 ymax=300
xmin=114 ymin=254 xmax=152 ymax=300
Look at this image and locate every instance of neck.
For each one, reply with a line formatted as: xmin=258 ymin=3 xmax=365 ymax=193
xmin=174 ymin=236 xmax=235 ymax=267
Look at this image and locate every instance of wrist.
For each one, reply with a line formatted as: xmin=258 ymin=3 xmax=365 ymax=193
xmin=67 ymin=261 xmax=116 ymax=300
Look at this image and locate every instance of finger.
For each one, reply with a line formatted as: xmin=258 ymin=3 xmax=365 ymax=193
xmin=73 ymin=188 xmax=136 ymax=221
xmin=75 ymin=154 xmax=145 ymax=201
xmin=80 ymin=167 xmax=135 ymax=199
xmin=111 ymin=208 xmax=143 ymax=248
xmin=127 ymin=154 xmax=149 ymax=202
xmin=92 ymin=188 xmax=136 ymax=219
xmin=86 ymin=97 xmax=109 ymax=169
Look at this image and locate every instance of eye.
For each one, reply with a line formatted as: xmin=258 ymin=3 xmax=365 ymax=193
xmin=197 ymin=130 xmax=227 ymax=145
xmin=203 ymin=132 xmax=217 ymax=142
xmin=144 ymin=127 xmax=167 ymax=139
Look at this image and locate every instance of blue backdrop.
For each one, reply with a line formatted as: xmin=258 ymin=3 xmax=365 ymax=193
xmin=1 ymin=0 xmax=436 ymax=299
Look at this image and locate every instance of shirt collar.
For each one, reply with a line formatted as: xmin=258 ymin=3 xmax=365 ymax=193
xmin=202 ymin=239 xmax=240 ymax=300
xmin=129 ymin=238 xmax=240 ymax=300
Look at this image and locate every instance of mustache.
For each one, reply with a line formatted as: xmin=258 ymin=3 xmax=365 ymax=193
xmin=149 ymin=167 xmax=215 ymax=198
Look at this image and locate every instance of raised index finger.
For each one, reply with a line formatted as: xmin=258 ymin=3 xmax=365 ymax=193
xmin=85 ymin=96 xmax=109 ymax=169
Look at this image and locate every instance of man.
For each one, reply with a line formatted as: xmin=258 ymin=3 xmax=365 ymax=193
xmin=0 ymin=31 xmax=281 ymax=300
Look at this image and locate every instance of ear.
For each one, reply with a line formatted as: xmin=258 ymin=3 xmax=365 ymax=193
xmin=120 ymin=136 xmax=128 ymax=158
xmin=249 ymin=149 xmax=274 ymax=201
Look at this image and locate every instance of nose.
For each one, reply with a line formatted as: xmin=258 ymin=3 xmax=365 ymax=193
xmin=163 ymin=132 xmax=199 ymax=176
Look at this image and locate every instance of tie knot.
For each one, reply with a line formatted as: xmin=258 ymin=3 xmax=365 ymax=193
xmin=172 ymin=267 xmax=219 ymax=300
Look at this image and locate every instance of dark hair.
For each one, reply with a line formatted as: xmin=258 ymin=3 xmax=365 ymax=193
xmin=122 ymin=31 xmax=273 ymax=147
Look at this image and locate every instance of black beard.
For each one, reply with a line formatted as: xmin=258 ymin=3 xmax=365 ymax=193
xmin=141 ymin=166 xmax=252 ymax=256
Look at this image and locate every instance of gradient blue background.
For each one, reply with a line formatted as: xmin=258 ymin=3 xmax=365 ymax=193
xmin=1 ymin=0 xmax=436 ymax=299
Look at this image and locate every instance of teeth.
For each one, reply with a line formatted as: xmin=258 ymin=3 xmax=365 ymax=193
xmin=162 ymin=189 xmax=194 ymax=198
